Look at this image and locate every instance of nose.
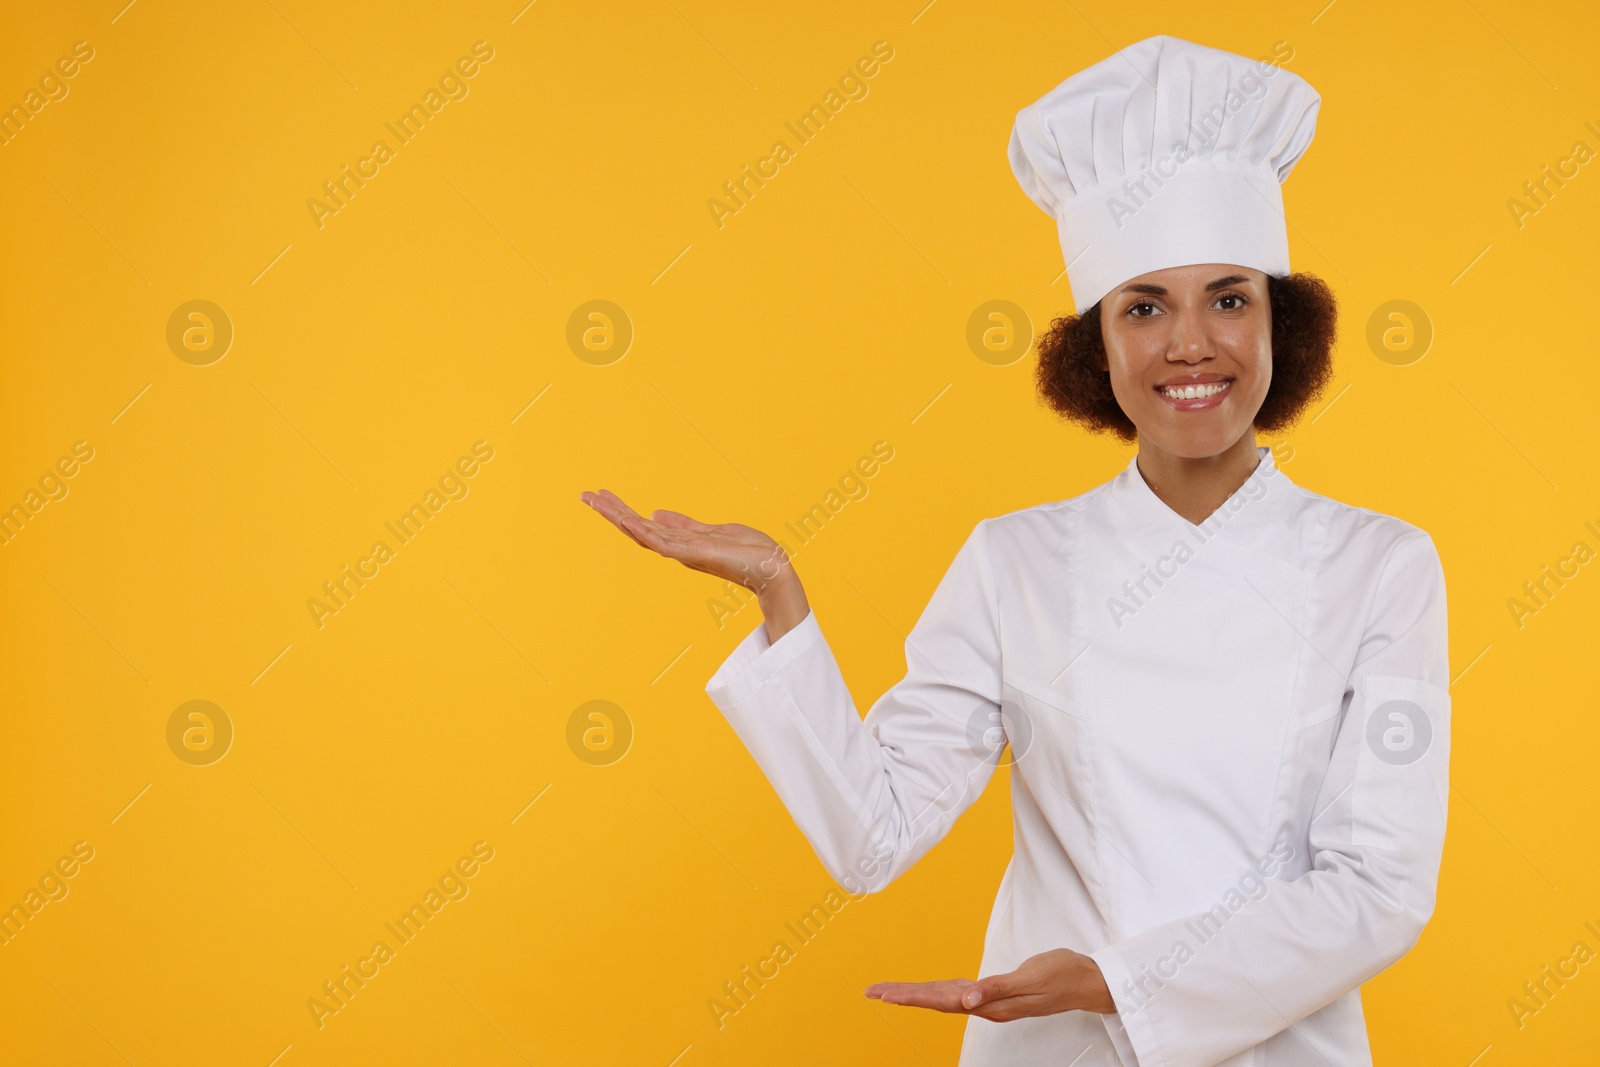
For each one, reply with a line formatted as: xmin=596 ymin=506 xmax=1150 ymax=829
xmin=1167 ymin=307 xmax=1214 ymax=363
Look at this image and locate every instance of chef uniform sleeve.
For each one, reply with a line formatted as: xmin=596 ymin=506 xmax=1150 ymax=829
xmin=703 ymin=520 xmax=1005 ymax=893
xmin=1088 ymin=531 xmax=1452 ymax=1067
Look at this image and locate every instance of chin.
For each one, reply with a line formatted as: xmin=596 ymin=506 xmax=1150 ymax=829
xmin=1142 ymin=420 xmax=1246 ymax=459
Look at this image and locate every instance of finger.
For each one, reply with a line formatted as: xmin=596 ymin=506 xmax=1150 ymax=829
xmin=866 ymin=981 xmax=928 ymax=1005
xmin=582 ymin=491 xmax=676 ymax=550
xmin=973 ymin=995 xmax=1047 ymax=1023
xmin=619 ymin=515 xmax=693 ymax=556
xmin=882 ymin=989 xmax=963 ymax=1011
xmin=579 ymin=490 xmax=626 ymax=529
xmin=963 ymin=968 xmax=1024 ymax=1010
xmin=616 ymin=519 xmax=651 ymax=549
xmin=582 ymin=489 xmax=648 ymax=528
xmin=582 ymin=491 xmax=759 ymax=577
xmin=863 ymin=980 xmax=973 ymax=1013
xmin=650 ymin=508 xmax=719 ymax=533
xmin=594 ymin=506 xmax=670 ymax=553
xmin=864 ymin=981 xmax=924 ymax=1000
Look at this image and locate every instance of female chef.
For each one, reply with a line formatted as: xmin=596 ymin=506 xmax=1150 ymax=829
xmin=581 ymin=35 xmax=1450 ymax=1067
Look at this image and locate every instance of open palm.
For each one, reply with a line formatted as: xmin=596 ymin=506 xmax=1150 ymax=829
xmin=579 ymin=488 xmax=790 ymax=595
xmin=865 ymin=949 xmax=1115 ymax=1022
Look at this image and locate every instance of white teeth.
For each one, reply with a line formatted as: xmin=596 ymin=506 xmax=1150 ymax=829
xmin=1160 ymin=381 xmax=1230 ymax=400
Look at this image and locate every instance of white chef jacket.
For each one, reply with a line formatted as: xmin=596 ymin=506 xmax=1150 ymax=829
xmin=704 ymin=445 xmax=1451 ymax=1067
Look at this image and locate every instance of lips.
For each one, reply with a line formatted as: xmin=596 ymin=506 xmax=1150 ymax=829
xmin=1154 ymin=375 xmax=1234 ymax=410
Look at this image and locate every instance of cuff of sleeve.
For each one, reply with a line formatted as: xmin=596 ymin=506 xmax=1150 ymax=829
xmin=704 ymin=608 xmax=823 ymax=708
xmin=1099 ymin=1011 xmax=1142 ymax=1067
xmin=1090 ymin=945 xmax=1161 ymax=1067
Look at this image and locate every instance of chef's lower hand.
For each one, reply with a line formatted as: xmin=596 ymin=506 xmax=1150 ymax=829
xmin=863 ymin=949 xmax=1115 ymax=1021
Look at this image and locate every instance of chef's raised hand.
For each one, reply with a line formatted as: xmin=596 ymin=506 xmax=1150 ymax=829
xmin=579 ymin=488 xmax=811 ymax=641
xmin=863 ymin=949 xmax=1116 ymax=1022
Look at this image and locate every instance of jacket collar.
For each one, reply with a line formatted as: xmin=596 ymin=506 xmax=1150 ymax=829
xmin=1106 ymin=444 xmax=1293 ymax=559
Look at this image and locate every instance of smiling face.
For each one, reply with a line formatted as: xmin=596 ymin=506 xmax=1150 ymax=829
xmin=1097 ymin=262 xmax=1273 ymax=460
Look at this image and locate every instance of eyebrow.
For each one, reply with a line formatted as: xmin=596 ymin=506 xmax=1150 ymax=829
xmin=1117 ymin=274 xmax=1252 ymax=296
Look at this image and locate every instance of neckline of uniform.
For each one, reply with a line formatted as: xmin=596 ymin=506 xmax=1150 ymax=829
xmin=1110 ymin=444 xmax=1290 ymax=553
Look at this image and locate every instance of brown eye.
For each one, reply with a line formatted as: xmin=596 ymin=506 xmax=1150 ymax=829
xmin=1215 ymin=292 xmax=1247 ymax=310
xmin=1128 ymin=301 xmax=1159 ymax=318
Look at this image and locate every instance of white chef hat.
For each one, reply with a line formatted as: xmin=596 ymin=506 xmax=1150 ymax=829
xmin=1009 ymin=35 xmax=1320 ymax=314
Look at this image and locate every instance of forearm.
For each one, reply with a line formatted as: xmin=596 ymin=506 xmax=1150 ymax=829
xmin=1092 ymin=843 xmax=1438 ymax=1067
xmin=704 ymin=610 xmax=918 ymax=891
xmin=707 ymin=521 xmax=1004 ymax=894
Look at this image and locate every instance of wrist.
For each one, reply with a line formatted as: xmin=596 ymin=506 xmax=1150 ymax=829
xmin=1079 ymin=956 xmax=1116 ymax=1014
xmin=748 ymin=547 xmax=801 ymax=602
xmin=757 ymin=574 xmax=809 ymax=643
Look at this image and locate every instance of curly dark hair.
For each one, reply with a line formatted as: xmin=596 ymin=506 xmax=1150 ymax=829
xmin=1033 ymin=272 xmax=1339 ymax=443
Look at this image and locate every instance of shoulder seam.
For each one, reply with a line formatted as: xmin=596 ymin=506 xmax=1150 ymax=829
xmin=982 ymin=484 xmax=1106 ymax=526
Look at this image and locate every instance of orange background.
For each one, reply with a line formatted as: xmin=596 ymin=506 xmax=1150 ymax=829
xmin=1 ymin=1 xmax=1595 ymax=1064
